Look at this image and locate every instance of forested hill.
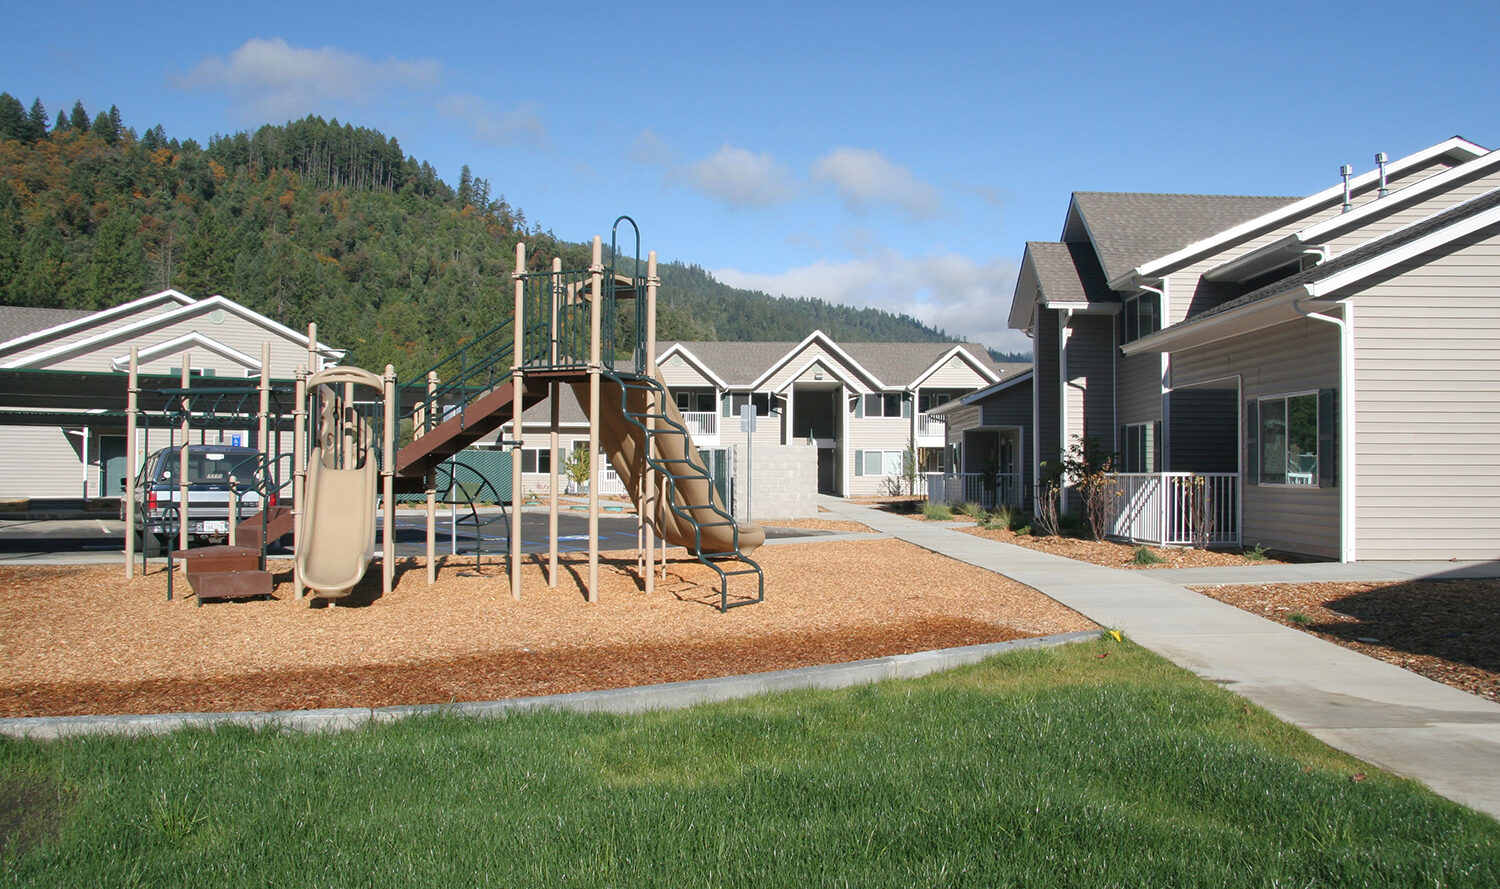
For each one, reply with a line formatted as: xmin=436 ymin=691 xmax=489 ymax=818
xmin=0 ymin=94 xmax=1019 ymax=376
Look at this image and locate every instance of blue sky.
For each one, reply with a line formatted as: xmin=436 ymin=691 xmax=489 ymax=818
xmin=4 ymin=0 xmax=1496 ymax=353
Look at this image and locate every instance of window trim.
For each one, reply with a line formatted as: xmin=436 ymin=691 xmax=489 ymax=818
xmin=1257 ymin=390 xmax=1320 ymax=487
xmin=854 ymin=449 xmax=906 ymax=477
xmin=1121 ymin=290 xmax=1160 ymax=345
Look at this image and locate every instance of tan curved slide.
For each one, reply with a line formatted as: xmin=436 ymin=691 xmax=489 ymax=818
xmin=572 ymin=376 xmax=765 ymax=557
xmin=296 ymin=447 xmax=377 ymax=597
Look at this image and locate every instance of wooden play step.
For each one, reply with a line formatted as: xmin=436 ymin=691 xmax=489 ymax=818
xmin=171 ymin=544 xmax=273 ymax=602
xmin=235 ymin=506 xmax=294 ymax=550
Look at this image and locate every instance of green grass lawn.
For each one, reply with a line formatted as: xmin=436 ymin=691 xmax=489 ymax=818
xmin=3 ymin=638 xmax=1497 ymax=887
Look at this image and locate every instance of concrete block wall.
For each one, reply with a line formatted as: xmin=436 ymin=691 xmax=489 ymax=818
xmin=730 ymin=442 xmax=818 ymax=521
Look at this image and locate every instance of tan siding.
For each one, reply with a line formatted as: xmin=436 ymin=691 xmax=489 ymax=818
xmin=3 ymin=302 xmax=183 ymax=365
xmin=1353 ymin=225 xmax=1500 ymax=559
xmin=1327 ymin=169 xmax=1500 ymax=254
xmin=762 ymin=344 xmax=851 ymax=392
xmin=921 ymin=355 xmax=989 ymax=389
xmin=1174 ymin=318 xmax=1341 ymax=559
xmin=658 ymin=355 xmax=713 ymax=388
xmin=0 ymin=427 xmax=89 ymax=498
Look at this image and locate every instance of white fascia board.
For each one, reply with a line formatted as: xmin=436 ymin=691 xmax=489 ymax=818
xmin=907 ymin=345 xmax=1002 ymax=391
xmin=1111 ymin=137 xmax=1491 ymax=289
xmin=1121 ymin=289 xmax=1311 ymax=356
xmin=749 ymin=330 xmax=882 ymax=391
xmin=654 ymin=344 xmax=728 ymax=389
xmin=960 ymin=369 xmax=1033 ymax=403
xmin=1206 ymin=146 xmax=1500 ymax=282
xmin=770 ymin=356 xmax=866 ymax=395
xmin=0 ymin=289 xmax=197 ymax=358
xmin=1007 ymin=251 xmax=1042 ymax=330
xmin=1306 ymin=201 xmax=1500 ymax=298
xmin=111 ymin=332 xmax=260 ymax=373
xmin=3 ymin=295 xmax=340 ymax=370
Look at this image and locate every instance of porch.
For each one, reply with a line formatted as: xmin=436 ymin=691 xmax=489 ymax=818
xmin=924 ymin=471 xmax=1027 ymax=509
xmin=1107 ymin=472 xmax=1240 ymax=547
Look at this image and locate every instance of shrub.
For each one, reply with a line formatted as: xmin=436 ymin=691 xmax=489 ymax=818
xmin=1287 ymin=610 xmax=1313 ymax=626
xmin=1014 ymin=525 xmax=1031 ymax=536
xmin=1131 ymin=545 xmax=1166 ymax=565
xmin=1242 ymin=543 xmax=1269 ymax=562
xmin=1032 ymin=481 xmax=1061 ymax=537
xmin=920 ymin=501 xmax=953 ymax=521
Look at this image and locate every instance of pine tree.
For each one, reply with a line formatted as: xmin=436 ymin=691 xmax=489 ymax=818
xmin=0 ymin=94 xmax=24 ymax=142
xmin=25 ymin=99 xmax=47 ymax=142
xmin=69 ymin=101 xmax=89 ymax=132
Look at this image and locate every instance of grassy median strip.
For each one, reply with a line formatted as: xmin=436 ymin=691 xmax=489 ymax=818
xmin=3 ymin=638 xmax=1498 ymax=887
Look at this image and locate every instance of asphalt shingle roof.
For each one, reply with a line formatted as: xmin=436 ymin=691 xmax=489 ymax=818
xmin=662 ymin=338 xmax=1008 ymax=388
xmin=1071 ymin=192 xmax=1300 ymax=282
xmin=1025 ymin=241 xmax=1115 ymax=305
xmin=0 ymin=307 xmax=93 ymax=346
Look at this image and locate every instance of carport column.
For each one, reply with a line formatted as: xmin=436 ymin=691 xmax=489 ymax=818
xmin=382 ymin=365 xmax=396 ymax=595
xmin=292 ymin=368 xmax=307 ymax=600
xmin=587 ymin=236 xmax=603 ymax=602
xmin=124 ymin=347 xmax=138 ymax=577
xmin=179 ymin=353 xmax=191 ymax=557
xmin=425 ymin=371 xmax=437 ymax=585
xmin=510 ymin=241 xmax=526 ymax=601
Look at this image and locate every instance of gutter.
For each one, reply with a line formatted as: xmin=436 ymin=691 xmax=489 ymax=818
xmin=1295 ymin=298 xmax=1356 ymax=563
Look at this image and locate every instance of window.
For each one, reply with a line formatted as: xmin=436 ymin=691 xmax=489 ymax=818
xmin=855 ymin=449 xmax=905 ymax=477
xmin=721 ymin=392 xmax=775 ymax=417
xmin=1122 ymin=290 xmax=1160 ymax=344
xmin=520 ymin=447 xmax=559 ymax=474
xmin=1258 ymin=393 xmax=1319 ymax=485
xmin=676 ymin=390 xmax=715 ymax=413
xmin=1120 ymin=422 xmax=1156 ymax=473
xmin=918 ymin=391 xmax=956 ymax=413
xmin=859 ymin=392 xmax=909 ymax=418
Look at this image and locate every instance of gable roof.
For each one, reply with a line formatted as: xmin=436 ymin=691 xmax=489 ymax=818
xmin=1068 ymin=192 xmax=1299 ymax=284
xmin=1096 ymin=136 xmax=1489 ymax=289
xmin=661 ymin=332 xmax=1002 ymax=392
xmin=0 ymin=290 xmax=197 ymax=359
xmin=1 ymin=293 xmax=344 ymax=371
xmin=1124 ymin=186 xmax=1500 ymax=354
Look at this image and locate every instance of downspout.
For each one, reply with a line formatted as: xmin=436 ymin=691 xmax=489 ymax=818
xmin=1297 ymin=298 xmax=1356 ymax=562
xmin=1136 ymin=281 xmax=1166 ymax=469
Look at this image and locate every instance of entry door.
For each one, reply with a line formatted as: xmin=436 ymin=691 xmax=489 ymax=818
xmin=98 ymin=436 xmax=127 ymax=499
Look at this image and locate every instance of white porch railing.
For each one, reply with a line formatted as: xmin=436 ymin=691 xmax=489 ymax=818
xmin=917 ymin=413 xmax=945 ymax=439
xmin=925 ymin=472 xmax=1026 ymax=508
xmin=598 ymin=466 xmax=627 ymax=497
xmin=1107 ymin=472 xmax=1239 ymax=547
xmin=680 ymin=411 xmax=717 ymax=439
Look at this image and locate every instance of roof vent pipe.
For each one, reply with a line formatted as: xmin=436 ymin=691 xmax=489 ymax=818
xmin=1375 ymin=152 xmax=1390 ymax=197
xmin=1340 ymin=164 xmax=1354 ymax=212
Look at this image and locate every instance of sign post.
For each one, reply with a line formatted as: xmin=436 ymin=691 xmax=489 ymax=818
xmin=739 ymin=404 xmax=756 ymax=520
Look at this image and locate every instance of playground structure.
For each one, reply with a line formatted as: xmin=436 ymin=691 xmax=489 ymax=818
xmin=122 ymin=218 xmax=765 ymax=610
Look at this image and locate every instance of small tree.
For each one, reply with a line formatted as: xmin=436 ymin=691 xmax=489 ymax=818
xmin=1033 ymin=460 xmax=1062 ymax=537
xmin=1060 ymin=436 xmax=1123 ymax=541
xmin=564 ymin=445 xmax=590 ymax=491
xmin=1185 ymin=475 xmax=1217 ymax=550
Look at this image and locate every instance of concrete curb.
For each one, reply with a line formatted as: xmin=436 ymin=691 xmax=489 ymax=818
xmin=0 ymin=631 xmax=1100 ymax=741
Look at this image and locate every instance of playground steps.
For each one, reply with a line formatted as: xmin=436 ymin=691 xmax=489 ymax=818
xmin=235 ymin=506 xmax=294 ymax=550
xmin=170 ymin=544 xmax=273 ymax=603
xmin=394 ymin=378 xmax=552 ymax=484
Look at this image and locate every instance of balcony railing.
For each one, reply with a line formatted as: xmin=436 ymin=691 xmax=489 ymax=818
xmin=917 ymin=413 xmax=945 ymax=439
xmin=1107 ymin=472 xmax=1239 ymax=547
xmin=680 ymin=411 xmax=718 ymax=439
xmin=925 ymin=472 xmax=1026 ymax=509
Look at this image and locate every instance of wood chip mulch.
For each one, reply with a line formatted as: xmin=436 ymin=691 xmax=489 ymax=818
xmin=956 ymin=525 xmax=1285 ymax=569
xmin=1195 ymin=580 xmax=1500 ymax=703
xmin=0 ymin=538 xmax=1095 ymax=718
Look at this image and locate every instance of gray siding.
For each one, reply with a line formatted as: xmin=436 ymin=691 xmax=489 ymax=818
xmin=1062 ymin=312 xmax=1115 ymax=449
xmin=981 ymin=381 xmax=1032 ymax=429
xmin=1116 ymin=351 xmax=1163 ymax=427
xmin=1351 ymin=225 xmax=1500 ymax=559
xmin=1172 ymin=318 xmax=1341 ymax=559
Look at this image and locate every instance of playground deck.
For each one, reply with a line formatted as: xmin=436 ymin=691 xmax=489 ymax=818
xmin=0 ymin=537 xmax=1095 ymax=718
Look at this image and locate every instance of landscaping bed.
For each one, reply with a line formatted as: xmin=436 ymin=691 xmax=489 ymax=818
xmin=0 ymin=538 xmax=1094 ymax=718
xmin=956 ymin=523 xmax=1283 ymax=569
xmin=1194 ymin=579 xmax=1500 ymax=703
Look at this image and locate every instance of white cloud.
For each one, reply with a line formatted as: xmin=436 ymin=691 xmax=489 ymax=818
xmin=179 ymin=38 xmax=440 ymax=122
xmin=810 ymin=147 xmax=941 ymax=217
xmin=716 ymin=251 xmax=1028 ymax=354
xmin=439 ymin=95 xmax=548 ymax=150
xmin=679 ymin=144 xmax=796 ymax=207
xmin=630 ymin=129 xmax=675 ymax=167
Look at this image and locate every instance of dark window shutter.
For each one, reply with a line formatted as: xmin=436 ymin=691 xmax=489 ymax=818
xmin=1152 ymin=420 xmax=1163 ymax=473
xmin=1245 ymin=399 xmax=1259 ymax=484
xmin=1319 ymin=388 xmax=1338 ymax=487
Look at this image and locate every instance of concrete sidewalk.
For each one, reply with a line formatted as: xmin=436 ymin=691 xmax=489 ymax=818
xmin=817 ymin=496 xmax=1500 ymax=820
